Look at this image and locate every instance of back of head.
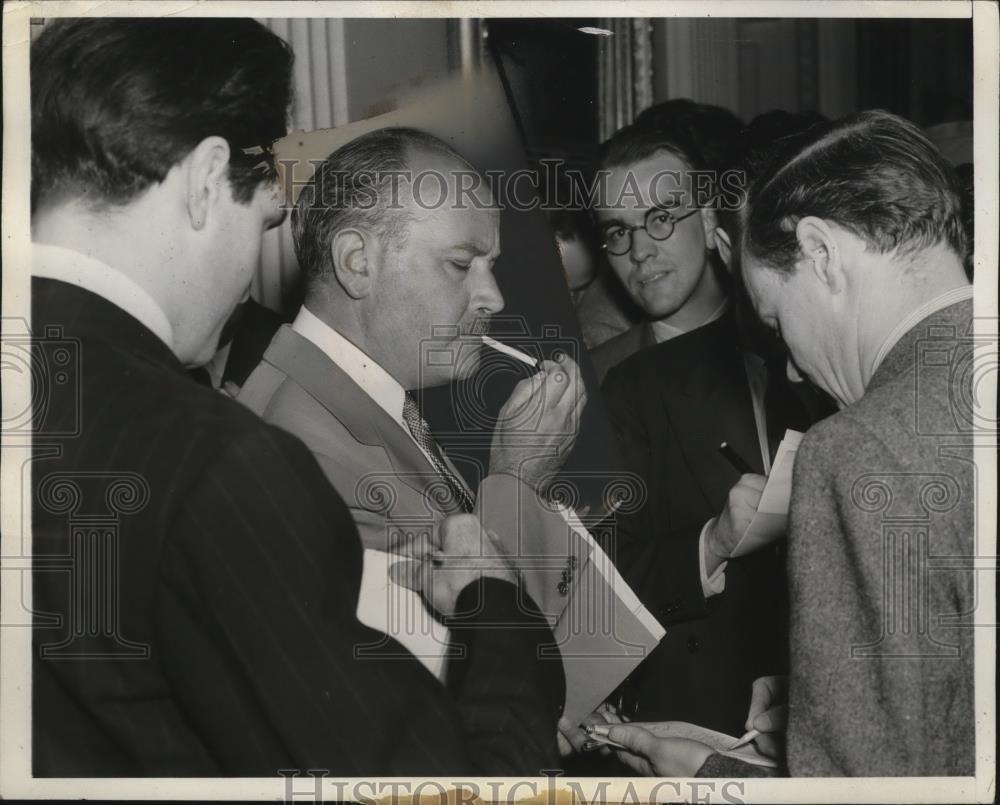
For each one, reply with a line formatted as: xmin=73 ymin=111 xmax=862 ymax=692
xmin=741 ymin=110 xmax=968 ymax=272
xmin=600 ymin=99 xmax=742 ymax=177
xmin=292 ymin=127 xmax=471 ymax=295
xmin=719 ymin=110 xmax=828 ymax=239
xmin=31 ymin=18 xmax=293 ymax=213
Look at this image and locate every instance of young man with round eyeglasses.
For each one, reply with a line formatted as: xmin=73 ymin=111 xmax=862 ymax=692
xmin=584 ymin=101 xmax=822 ymax=743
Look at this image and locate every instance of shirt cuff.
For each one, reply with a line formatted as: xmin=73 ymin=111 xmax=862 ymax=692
xmin=699 ymin=519 xmax=727 ymax=598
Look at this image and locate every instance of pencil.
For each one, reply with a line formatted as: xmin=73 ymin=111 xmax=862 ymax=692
xmin=719 ymin=442 xmax=753 ymax=474
xmin=729 ymin=728 xmax=760 ymax=750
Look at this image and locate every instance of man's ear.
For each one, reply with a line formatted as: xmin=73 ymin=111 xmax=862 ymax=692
xmin=331 ymin=229 xmax=374 ymax=299
xmin=713 ymin=226 xmax=733 ymax=269
xmin=699 ymin=206 xmax=719 ymax=246
xmin=185 ymin=136 xmax=232 ymax=231
xmin=795 ymin=216 xmax=844 ymax=293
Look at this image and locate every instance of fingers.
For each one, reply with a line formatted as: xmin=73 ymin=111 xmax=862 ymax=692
xmin=746 ymin=675 xmax=772 ymax=728
xmin=393 ymin=527 xmax=437 ymax=558
xmin=438 ymin=513 xmax=484 ymax=557
xmin=732 ymin=474 xmax=767 ymax=507
xmin=499 ymin=372 xmax=545 ymax=420
xmin=556 ymin=724 xmax=575 ymax=758
xmin=752 ymin=704 xmax=789 ymax=734
xmin=754 ymin=732 xmax=785 ymax=761
xmin=606 ymin=724 xmax=659 ymax=758
xmin=746 ymin=674 xmax=788 ymax=730
xmin=738 ymin=472 xmax=768 ymax=491
xmin=597 ymin=701 xmax=624 ymax=725
xmin=388 ymin=557 xmax=427 ymax=593
xmin=558 ymin=716 xmax=593 ymax=755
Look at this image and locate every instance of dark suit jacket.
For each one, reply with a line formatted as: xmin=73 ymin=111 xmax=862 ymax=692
xmin=588 ymin=322 xmax=654 ymax=386
xmin=31 ymin=277 xmax=564 ymax=777
xmin=601 ymin=311 xmax=813 ymax=735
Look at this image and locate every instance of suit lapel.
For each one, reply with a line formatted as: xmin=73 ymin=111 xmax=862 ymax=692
xmin=261 ymin=326 xmax=462 ymax=511
xmin=656 ymin=315 xmax=764 ymax=510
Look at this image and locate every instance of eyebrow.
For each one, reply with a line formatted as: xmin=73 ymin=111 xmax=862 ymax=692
xmin=599 ymin=202 xmax=686 ymax=228
xmin=447 ymin=241 xmax=499 ymax=258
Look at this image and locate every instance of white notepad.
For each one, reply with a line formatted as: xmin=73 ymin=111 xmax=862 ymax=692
xmin=355 ymin=549 xmax=450 ymax=681
xmin=731 ymin=429 xmax=804 ymax=558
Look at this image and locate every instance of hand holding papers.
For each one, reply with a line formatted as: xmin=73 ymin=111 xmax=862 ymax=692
xmin=587 ymin=720 xmax=780 ymax=769
xmin=358 ymin=548 xmax=451 ymax=680
xmin=730 ymin=430 xmax=803 ymax=558
xmin=476 ymin=475 xmax=665 ymax=725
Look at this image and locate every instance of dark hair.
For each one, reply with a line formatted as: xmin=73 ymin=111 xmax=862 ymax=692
xmin=742 ymin=110 xmax=968 ymax=272
xmin=291 ymin=127 xmax=471 ymax=292
xmin=31 ymin=18 xmax=293 ymax=211
xmin=718 ymin=110 xmax=828 ymax=237
xmin=599 ymin=99 xmax=742 ymax=179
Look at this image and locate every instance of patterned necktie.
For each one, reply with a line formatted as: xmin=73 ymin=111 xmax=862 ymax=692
xmin=402 ymin=393 xmax=476 ymax=513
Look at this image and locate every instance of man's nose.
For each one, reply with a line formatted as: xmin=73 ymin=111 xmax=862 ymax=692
xmin=629 ymin=228 xmax=656 ymax=263
xmin=473 ymin=272 xmax=505 ymax=317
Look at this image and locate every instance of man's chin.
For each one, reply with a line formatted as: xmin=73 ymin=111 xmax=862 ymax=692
xmin=638 ymin=296 xmax=684 ymax=320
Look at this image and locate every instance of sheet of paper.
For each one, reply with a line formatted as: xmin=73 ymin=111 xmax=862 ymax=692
xmin=731 ymin=429 xmax=804 ymax=558
xmin=356 ymin=549 xmax=451 ymax=680
xmin=560 ymin=506 xmax=665 ymax=640
xmin=552 ymin=506 xmax=666 ymax=724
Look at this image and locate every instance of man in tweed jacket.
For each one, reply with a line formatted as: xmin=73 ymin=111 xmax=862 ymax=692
xmin=604 ymin=110 xmax=977 ymax=777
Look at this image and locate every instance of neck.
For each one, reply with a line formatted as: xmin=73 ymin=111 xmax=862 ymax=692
xmin=33 ymin=199 xmax=201 ymax=364
xmin=855 ymin=243 xmax=970 ymax=388
xmin=304 ymin=294 xmax=406 ymax=384
xmin=34 ymin=202 xmax=164 ymax=300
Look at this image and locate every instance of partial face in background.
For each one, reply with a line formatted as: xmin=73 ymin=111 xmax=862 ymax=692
xmin=558 ymin=233 xmax=597 ymax=292
xmin=594 ymin=151 xmax=720 ymax=321
xmin=368 ymin=152 xmax=504 ymax=389
xmin=177 ymin=175 xmax=284 ymax=367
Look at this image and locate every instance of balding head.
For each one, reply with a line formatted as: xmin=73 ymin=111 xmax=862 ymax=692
xmin=292 ymin=127 xmax=490 ymax=300
xmin=290 ymin=127 xmax=504 ymax=389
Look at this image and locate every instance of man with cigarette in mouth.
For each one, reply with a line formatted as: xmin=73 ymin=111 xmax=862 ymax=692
xmin=30 ymin=18 xmax=565 ymax=775
xmin=240 ymin=127 xmax=587 ymax=675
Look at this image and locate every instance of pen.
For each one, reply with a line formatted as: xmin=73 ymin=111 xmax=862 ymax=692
xmin=719 ymin=441 xmax=753 ymax=475
xmin=729 ymin=728 xmax=760 ymax=751
xmin=481 ymin=335 xmax=539 ymax=368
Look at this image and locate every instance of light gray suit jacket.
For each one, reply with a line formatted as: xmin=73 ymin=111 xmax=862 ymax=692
xmin=238 ymin=325 xmax=580 ymax=622
xmin=700 ymin=297 xmax=976 ymax=777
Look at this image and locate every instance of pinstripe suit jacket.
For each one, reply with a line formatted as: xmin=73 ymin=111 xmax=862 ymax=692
xmin=30 ymin=277 xmax=564 ymax=776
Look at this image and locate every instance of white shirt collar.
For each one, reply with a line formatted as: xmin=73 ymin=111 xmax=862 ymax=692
xmin=870 ymin=284 xmax=973 ymax=376
xmin=291 ymin=305 xmax=408 ymax=427
xmin=650 ymin=297 xmax=730 ymax=344
xmin=32 ymin=242 xmax=175 ymax=350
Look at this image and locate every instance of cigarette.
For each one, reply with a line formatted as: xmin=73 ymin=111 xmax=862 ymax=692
xmin=481 ymin=335 xmax=538 ymax=367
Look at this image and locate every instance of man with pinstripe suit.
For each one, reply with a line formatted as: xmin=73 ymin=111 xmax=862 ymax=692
xmin=29 ymin=17 xmax=564 ymax=776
